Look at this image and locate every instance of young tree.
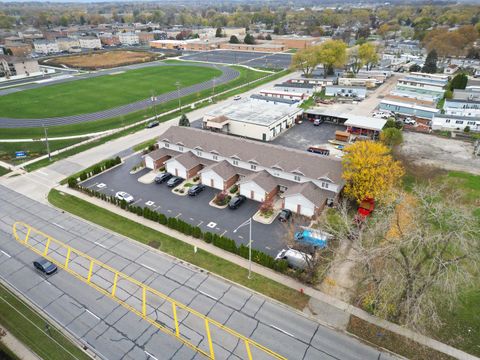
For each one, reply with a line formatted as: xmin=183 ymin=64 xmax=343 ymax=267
xmin=315 ymin=40 xmax=347 ymax=78
xmin=178 ymin=114 xmax=190 ymax=127
xmin=422 ymin=49 xmax=438 ymax=73
xmin=342 ymin=141 xmax=404 ymax=204
xmin=229 ymin=35 xmax=240 ymax=44
xmin=290 ymin=47 xmax=318 ymax=77
xmin=380 ymin=128 xmax=403 ymax=147
xmin=409 ymin=63 xmax=422 ymax=72
xmin=358 ymin=43 xmax=379 ymax=71
xmin=244 ymin=33 xmax=255 ymax=45
xmin=265 ymin=34 xmax=272 ymax=40
xmin=215 ymin=27 xmax=223 ymax=37
xmin=449 ymin=73 xmax=468 ymax=91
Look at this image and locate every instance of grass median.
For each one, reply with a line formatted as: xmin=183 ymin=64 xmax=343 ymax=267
xmin=48 ymin=188 xmax=310 ymax=310
xmin=0 ymin=282 xmax=91 ymax=360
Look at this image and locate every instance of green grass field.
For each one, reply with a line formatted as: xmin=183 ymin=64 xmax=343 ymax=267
xmin=0 ymin=139 xmax=87 ymax=165
xmin=0 ymin=66 xmax=273 ymax=140
xmin=48 ymin=189 xmax=310 ymax=310
xmin=0 ymin=65 xmax=221 ymax=118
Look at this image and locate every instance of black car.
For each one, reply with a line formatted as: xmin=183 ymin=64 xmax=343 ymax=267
xmin=188 ymin=184 xmax=205 ymax=196
xmin=228 ymin=195 xmax=246 ymax=209
xmin=278 ymin=209 xmax=292 ymax=222
xmin=155 ymin=172 xmax=172 ymax=184
xmin=146 ymin=121 xmax=160 ymax=128
xmin=167 ymin=176 xmax=183 ymax=187
xmin=33 ymin=258 xmax=57 ymax=275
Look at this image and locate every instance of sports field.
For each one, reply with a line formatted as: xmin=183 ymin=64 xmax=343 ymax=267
xmin=0 ymin=65 xmax=221 ymax=118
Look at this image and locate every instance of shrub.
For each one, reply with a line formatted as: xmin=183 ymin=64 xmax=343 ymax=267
xmin=229 ymin=185 xmax=238 ymax=194
xmin=464 ymin=126 xmax=471 ymax=133
xmin=67 ymin=177 xmax=78 ymax=188
xmin=214 ymin=192 xmax=230 ymax=206
xmin=259 ymin=199 xmax=274 ymax=216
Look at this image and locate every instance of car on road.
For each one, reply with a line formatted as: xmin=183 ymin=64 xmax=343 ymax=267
xmin=233 ymin=95 xmax=241 ymax=101
xmin=155 ymin=172 xmax=172 ymax=184
xmin=403 ymin=117 xmax=416 ymax=125
xmin=313 ymin=119 xmax=322 ymax=126
xmin=33 ymin=258 xmax=57 ymax=275
xmin=278 ymin=209 xmax=292 ymax=222
xmin=228 ymin=195 xmax=246 ymax=209
xmin=115 ymin=191 xmax=134 ymax=203
xmin=167 ymin=176 xmax=183 ymax=188
xmin=188 ymin=184 xmax=205 ymax=196
xmin=146 ymin=121 xmax=160 ymax=128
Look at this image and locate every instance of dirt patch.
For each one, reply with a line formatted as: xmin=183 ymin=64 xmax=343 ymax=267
xmin=47 ymin=51 xmax=163 ymax=70
xmin=398 ymin=132 xmax=480 ymax=175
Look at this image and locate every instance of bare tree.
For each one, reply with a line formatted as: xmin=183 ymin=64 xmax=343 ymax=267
xmin=322 ymin=185 xmax=479 ymax=331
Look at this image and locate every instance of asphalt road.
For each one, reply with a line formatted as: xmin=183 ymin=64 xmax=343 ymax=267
xmin=0 ymin=185 xmax=397 ymax=360
xmin=80 ymin=154 xmax=307 ymax=257
xmin=0 ymin=62 xmax=239 ymax=128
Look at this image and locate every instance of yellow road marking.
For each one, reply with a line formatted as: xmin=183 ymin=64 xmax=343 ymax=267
xmin=12 ymin=221 xmax=287 ymax=360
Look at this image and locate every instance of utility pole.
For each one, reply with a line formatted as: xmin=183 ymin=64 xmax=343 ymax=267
xmin=175 ymin=81 xmax=182 ymax=114
xmin=43 ymin=124 xmax=51 ymax=161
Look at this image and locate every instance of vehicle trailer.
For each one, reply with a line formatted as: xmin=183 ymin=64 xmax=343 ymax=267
xmin=294 ymin=228 xmax=332 ymax=248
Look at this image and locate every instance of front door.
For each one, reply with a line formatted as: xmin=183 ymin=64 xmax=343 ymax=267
xmin=297 ymin=204 xmax=301 ymax=214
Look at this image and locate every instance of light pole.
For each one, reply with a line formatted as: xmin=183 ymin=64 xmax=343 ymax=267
xmin=151 ymin=90 xmax=157 ymax=119
xmin=175 ymin=81 xmax=182 ymax=113
xmin=43 ymin=124 xmax=51 ymax=161
xmin=233 ymin=217 xmax=253 ymax=279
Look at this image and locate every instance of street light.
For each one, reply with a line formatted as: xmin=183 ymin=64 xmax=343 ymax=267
xmin=233 ymin=217 xmax=253 ymax=279
xmin=175 ymin=81 xmax=182 ymax=113
xmin=43 ymin=124 xmax=51 ymax=161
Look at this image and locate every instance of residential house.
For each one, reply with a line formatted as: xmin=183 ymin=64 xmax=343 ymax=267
xmin=118 ymin=32 xmax=139 ymax=45
xmin=79 ymin=36 xmax=101 ymax=49
xmin=325 ymin=85 xmax=367 ymax=99
xmin=33 ymin=40 xmax=60 ymax=54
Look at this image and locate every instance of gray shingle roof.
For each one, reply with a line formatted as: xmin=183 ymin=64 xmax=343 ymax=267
xmin=159 ymin=126 xmax=343 ymax=184
xmin=144 ymin=148 xmax=177 ymax=161
xmin=284 ymin=181 xmax=334 ymax=206
xmin=202 ymin=160 xmax=237 ymax=180
xmin=238 ymin=170 xmax=278 ymax=191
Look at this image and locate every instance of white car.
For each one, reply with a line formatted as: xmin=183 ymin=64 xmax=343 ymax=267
xmin=233 ymin=95 xmax=241 ymax=101
xmin=372 ymin=111 xmax=392 ymax=119
xmin=115 ymin=191 xmax=134 ymax=204
xmin=403 ymin=117 xmax=416 ymax=125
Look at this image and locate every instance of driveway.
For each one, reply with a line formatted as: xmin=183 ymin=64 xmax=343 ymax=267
xmin=81 ymin=154 xmax=305 ymax=256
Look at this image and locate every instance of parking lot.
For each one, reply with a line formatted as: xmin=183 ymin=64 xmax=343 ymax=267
xmin=271 ymin=121 xmax=345 ymax=151
xmin=181 ymin=50 xmax=293 ymax=69
xmin=81 ymin=154 xmax=307 ymax=256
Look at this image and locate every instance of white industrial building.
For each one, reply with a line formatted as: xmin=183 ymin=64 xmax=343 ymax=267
xmin=147 ymin=126 xmax=343 ymax=217
xmin=202 ymin=97 xmax=303 ymax=141
xmin=118 ymin=32 xmax=140 ymax=45
xmin=431 ymin=114 xmax=480 ymax=132
xmin=33 ymin=40 xmax=59 ymax=54
xmin=78 ymin=36 xmax=102 ymax=49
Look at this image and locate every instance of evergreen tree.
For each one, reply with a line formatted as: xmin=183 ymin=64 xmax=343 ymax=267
xmin=215 ymin=27 xmax=223 ymax=38
xmin=229 ymin=35 xmax=240 ymax=44
xmin=244 ymin=33 xmax=255 ymax=45
xmin=449 ymin=73 xmax=468 ymax=91
xmin=179 ymin=114 xmax=190 ymax=127
xmin=422 ymin=50 xmax=438 ymax=74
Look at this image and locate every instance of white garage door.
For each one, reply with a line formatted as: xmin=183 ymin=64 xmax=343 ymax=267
xmin=201 ymin=171 xmax=223 ymax=190
xmin=240 ymin=182 xmax=265 ymax=202
xmin=284 ymin=195 xmax=315 ymax=217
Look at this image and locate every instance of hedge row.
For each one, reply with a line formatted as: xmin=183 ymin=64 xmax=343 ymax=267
xmin=67 ymin=157 xmax=121 ymax=187
xmin=72 ymin=184 xmax=289 ymax=274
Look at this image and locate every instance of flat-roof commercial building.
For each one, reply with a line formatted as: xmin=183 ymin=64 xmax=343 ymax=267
xmin=325 ymin=85 xmax=367 ymax=100
xmin=202 ymin=97 xmax=303 ymax=141
xmin=379 ymin=99 xmax=440 ymax=119
xmin=271 ymin=35 xmax=320 ymax=49
xmin=219 ymin=42 xmax=286 ymax=53
xmin=0 ymin=55 xmax=41 ymax=81
xmin=344 ymin=116 xmax=387 ymax=139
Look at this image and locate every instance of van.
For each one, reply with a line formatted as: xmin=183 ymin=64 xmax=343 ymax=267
xmin=275 ymin=248 xmax=312 ymax=270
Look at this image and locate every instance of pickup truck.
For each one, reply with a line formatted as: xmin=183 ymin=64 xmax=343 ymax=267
xmin=294 ymin=228 xmax=332 ymax=249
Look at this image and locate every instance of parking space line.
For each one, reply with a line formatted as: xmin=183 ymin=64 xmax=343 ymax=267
xmin=175 ymin=213 xmax=182 ymax=219
xmin=197 ymin=221 xmax=203 ymax=226
xmin=154 ymin=205 xmax=162 ymax=210
xmin=53 ymin=222 xmax=65 ymax=230
xmin=167 ymin=209 xmax=172 ymax=213
xmin=85 ymin=309 xmax=100 ymax=320
xmin=189 ymin=217 xmax=194 ymax=221
xmin=220 ymin=230 xmax=227 ymax=237
xmin=132 ymin=198 xmax=143 ymax=205
xmin=0 ymin=250 xmax=11 ymax=258
xmin=238 ymin=235 xmax=244 ymax=239
xmin=84 ymin=182 xmax=98 ymax=189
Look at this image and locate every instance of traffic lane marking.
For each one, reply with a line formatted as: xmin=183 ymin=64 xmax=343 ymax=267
xmin=85 ymin=309 xmax=100 ymax=320
xmin=270 ymin=324 xmax=295 ymax=339
xmin=1 ymin=250 xmax=11 ymax=258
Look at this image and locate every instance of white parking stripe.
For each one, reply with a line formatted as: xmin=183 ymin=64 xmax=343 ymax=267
xmin=94 ymin=241 xmax=107 ymax=249
xmin=85 ymin=309 xmax=100 ymax=320
xmin=175 ymin=213 xmax=182 ymax=219
xmin=197 ymin=221 xmax=203 ymax=226
xmin=144 ymin=351 xmax=158 ymax=360
xmin=199 ymin=290 xmax=218 ymax=301
xmin=141 ymin=263 xmax=157 ymax=273
xmin=53 ymin=222 xmax=65 ymax=230
xmin=0 ymin=250 xmax=11 ymax=258
xmin=270 ymin=324 xmax=295 ymax=338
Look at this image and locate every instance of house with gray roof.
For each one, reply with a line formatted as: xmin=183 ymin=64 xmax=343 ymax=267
xmin=155 ymin=126 xmax=342 ymax=217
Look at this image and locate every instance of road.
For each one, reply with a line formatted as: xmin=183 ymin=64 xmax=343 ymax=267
xmin=0 ymin=62 xmax=239 ymax=128
xmin=0 ymin=185 xmax=396 ymax=360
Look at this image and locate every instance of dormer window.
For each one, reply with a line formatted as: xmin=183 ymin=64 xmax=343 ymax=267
xmin=164 ymin=143 xmax=170 ymax=148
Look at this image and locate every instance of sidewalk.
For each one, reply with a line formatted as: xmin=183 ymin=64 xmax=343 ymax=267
xmin=1 ymin=329 xmax=42 ymax=360
xmin=59 ymin=186 xmax=477 ymax=360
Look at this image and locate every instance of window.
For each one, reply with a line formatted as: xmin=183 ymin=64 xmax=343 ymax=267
xmin=197 ymin=150 xmax=202 ymax=156
xmin=232 ymin=160 xmax=238 ymax=166
xmin=251 ymin=164 xmax=257 ymax=170
xmin=178 ymin=146 xmax=183 ymax=151
xmin=455 ymin=120 xmax=464 ymax=124
xmin=213 ymin=155 xmax=218 ymax=160
xmin=164 ymin=143 xmax=169 ymax=148
xmin=445 ymin=119 xmax=450 ymax=123
xmin=294 ymin=175 xmax=301 ymax=181
xmin=468 ymin=121 xmax=476 ymax=125
xmin=321 ymin=182 xmax=329 ymax=189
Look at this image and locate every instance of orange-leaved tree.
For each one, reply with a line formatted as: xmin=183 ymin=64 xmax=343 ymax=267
xmin=342 ymin=141 xmax=404 ymax=204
